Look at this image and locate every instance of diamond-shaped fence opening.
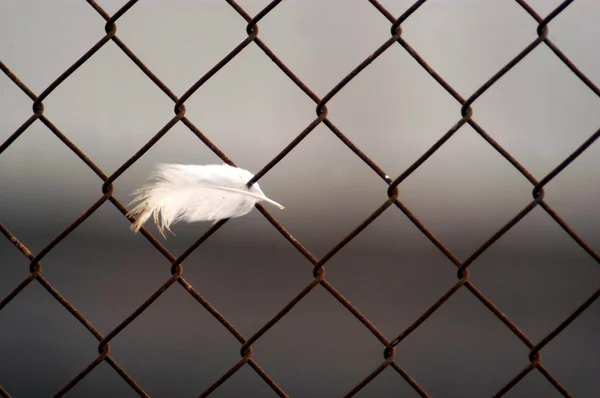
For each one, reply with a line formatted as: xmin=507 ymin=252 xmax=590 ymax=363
xmin=1 ymin=1 xmax=599 ymax=397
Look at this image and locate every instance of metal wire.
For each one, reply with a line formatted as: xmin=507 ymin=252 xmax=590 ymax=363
xmin=1 ymin=0 xmax=599 ymax=397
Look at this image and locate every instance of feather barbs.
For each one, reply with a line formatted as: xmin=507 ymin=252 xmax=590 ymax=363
xmin=127 ymin=164 xmax=284 ymax=238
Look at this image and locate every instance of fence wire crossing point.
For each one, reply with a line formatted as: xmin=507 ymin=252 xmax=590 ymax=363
xmin=1 ymin=0 xmax=600 ymax=397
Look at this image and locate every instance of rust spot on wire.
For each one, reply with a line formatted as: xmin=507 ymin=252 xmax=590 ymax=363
xmin=1 ymin=0 xmax=598 ymax=397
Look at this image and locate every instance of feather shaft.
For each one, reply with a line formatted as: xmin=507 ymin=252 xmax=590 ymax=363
xmin=199 ymin=184 xmax=285 ymax=209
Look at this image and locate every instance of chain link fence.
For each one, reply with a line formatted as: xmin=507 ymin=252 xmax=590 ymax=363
xmin=1 ymin=0 xmax=599 ymax=397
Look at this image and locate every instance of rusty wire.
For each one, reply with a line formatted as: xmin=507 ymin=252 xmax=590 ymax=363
xmin=1 ymin=0 xmax=599 ymax=397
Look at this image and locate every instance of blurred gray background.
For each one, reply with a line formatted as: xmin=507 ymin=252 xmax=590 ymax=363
xmin=1 ymin=0 xmax=600 ymax=397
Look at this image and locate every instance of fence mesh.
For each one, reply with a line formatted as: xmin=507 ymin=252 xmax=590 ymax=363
xmin=1 ymin=0 xmax=599 ymax=397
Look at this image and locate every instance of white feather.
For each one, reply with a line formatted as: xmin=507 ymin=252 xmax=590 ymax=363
xmin=127 ymin=164 xmax=284 ymax=237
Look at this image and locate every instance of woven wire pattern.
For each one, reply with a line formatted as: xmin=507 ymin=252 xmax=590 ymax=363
xmin=1 ymin=0 xmax=599 ymax=397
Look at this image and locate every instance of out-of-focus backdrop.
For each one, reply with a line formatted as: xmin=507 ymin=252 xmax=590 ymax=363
xmin=1 ymin=1 xmax=600 ymax=397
